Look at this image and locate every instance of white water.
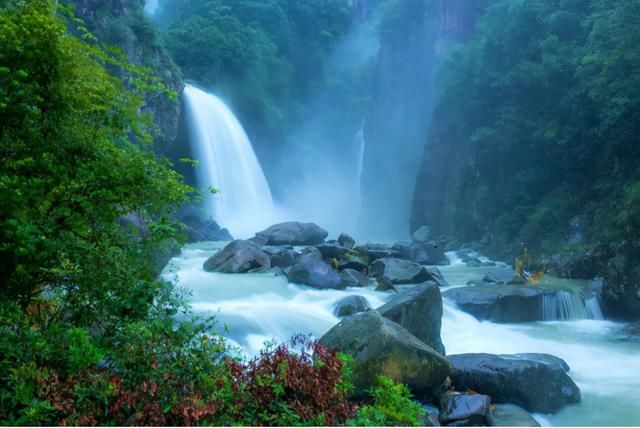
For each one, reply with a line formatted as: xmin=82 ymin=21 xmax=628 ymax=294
xmin=163 ymin=244 xmax=640 ymax=426
xmin=183 ymin=85 xmax=279 ymax=237
xmin=541 ymin=291 xmax=589 ymax=321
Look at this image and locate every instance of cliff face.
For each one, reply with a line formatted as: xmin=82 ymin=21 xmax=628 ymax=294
xmin=359 ymin=0 xmax=483 ymax=239
xmin=408 ymin=0 xmax=487 ymax=239
xmin=73 ymin=0 xmax=183 ymax=152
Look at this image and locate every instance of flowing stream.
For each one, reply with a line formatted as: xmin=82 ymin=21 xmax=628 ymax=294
xmin=163 ymin=243 xmax=640 ymax=426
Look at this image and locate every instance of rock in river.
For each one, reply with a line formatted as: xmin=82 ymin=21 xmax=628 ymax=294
xmin=370 ymin=257 xmax=439 ymax=284
xmin=287 ymin=247 xmax=343 ymax=289
xmin=377 ymin=282 xmax=445 ymax=354
xmin=203 ymin=239 xmax=271 ymax=273
xmin=319 ymin=310 xmax=451 ymax=401
xmin=255 ymin=221 xmax=328 ymax=246
xmin=333 ymin=295 xmax=371 ymax=317
xmin=447 ymin=353 xmax=580 ymax=413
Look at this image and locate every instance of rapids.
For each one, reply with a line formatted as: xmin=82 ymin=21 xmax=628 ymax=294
xmin=162 ymin=242 xmax=640 ymax=426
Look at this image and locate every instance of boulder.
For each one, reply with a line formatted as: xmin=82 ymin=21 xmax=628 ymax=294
xmin=340 ymin=268 xmax=371 ymax=287
xmin=337 ymin=251 xmax=369 ymax=272
xmin=439 ymin=393 xmax=491 ymax=426
xmin=427 ymin=267 xmax=450 ymax=287
xmin=255 ymin=222 xmax=328 ymax=246
xmin=354 ymin=243 xmax=402 ymax=262
xmin=447 ymin=353 xmax=580 ymax=413
xmin=338 ymin=233 xmax=356 ymax=249
xmin=487 ymin=404 xmax=540 ymax=427
xmin=203 ymin=240 xmax=270 ymax=273
xmin=393 ymin=240 xmax=448 ymax=265
xmin=287 ymin=247 xmax=343 ymax=289
xmin=182 ymin=215 xmax=233 ymax=242
xmin=482 ymin=268 xmax=521 ymax=284
xmin=377 ymin=282 xmax=445 ymax=354
xmin=370 ymin=257 xmax=435 ymax=284
xmin=466 ymin=259 xmax=482 ymax=267
xmin=315 ymin=242 xmax=350 ymax=260
xmin=443 ymin=283 xmax=583 ymax=323
xmin=412 ymin=225 xmax=430 ymax=243
xmin=333 ymin=295 xmax=371 ymax=317
xmin=319 ymin=311 xmax=451 ymax=401
xmin=262 ymin=246 xmax=298 ymax=268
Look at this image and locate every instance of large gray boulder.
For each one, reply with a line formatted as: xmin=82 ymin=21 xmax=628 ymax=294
xmin=354 ymin=243 xmax=402 ymax=262
xmin=262 ymin=246 xmax=298 ymax=268
xmin=370 ymin=257 xmax=438 ymax=284
xmin=315 ymin=242 xmax=350 ymax=260
xmin=333 ymin=295 xmax=371 ymax=317
xmin=340 ymin=268 xmax=371 ymax=287
xmin=287 ymin=247 xmax=343 ymax=289
xmin=377 ymin=282 xmax=445 ymax=354
xmin=447 ymin=353 xmax=581 ymax=413
xmin=255 ymin=222 xmax=328 ymax=246
xmin=487 ymin=404 xmax=540 ymax=427
xmin=392 ymin=240 xmax=448 ymax=266
xmin=338 ymin=233 xmax=356 ymax=249
xmin=319 ymin=310 xmax=451 ymax=401
xmin=203 ymin=239 xmax=271 ymax=273
xmin=439 ymin=392 xmax=492 ymax=426
xmin=443 ymin=283 xmax=577 ymax=323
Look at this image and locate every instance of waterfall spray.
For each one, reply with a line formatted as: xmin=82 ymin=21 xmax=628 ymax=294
xmin=183 ymin=85 xmax=276 ymax=237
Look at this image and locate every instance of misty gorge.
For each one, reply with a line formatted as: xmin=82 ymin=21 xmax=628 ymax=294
xmin=1 ymin=0 xmax=640 ymax=426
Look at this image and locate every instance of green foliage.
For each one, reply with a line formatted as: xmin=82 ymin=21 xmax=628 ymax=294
xmin=160 ymin=0 xmax=351 ymax=132
xmin=430 ymin=0 xmax=640 ymax=257
xmin=0 ymin=0 xmax=192 ymax=332
xmin=348 ymin=376 xmax=426 ymax=427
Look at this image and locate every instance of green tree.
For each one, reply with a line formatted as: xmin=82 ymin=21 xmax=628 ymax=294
xmin=0 ymin=0 xmax=192 ymax=332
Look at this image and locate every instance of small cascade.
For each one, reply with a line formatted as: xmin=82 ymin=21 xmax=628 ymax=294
xmin=585 ymin=295 xmax=604 ymax=320
xmin=183 ymin=85 xmax=276 ymax=237
xmin=355 ymin=125 xmax=365 ymax=188
xmin=541 ymin=291 xmax=589 ymax=321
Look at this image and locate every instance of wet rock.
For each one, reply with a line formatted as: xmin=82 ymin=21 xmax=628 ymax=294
xmin=203 ymin=239 xmax=270 ymax=273
xmin=370 ymin=257 xmax=434 ymax=284
xmin=377 ymin=282 xmax=445 ymax=354
xmin=392 ymin=240 xmax=448 ymax=265
xmin=421 ymin=403 xmax=440 ymax=426
xmin=319 ymin=311 xmax=451 ymax=401
xmin=315 ymin=242 xmax=350 ymax=260
xmin=333 ymin=295 xmax=371 ymax=317
xmin=487 ymin=403 xmax=540 ymax=427
xmin=255 ymin=221 xmax=328 ymax=246
xmin=338 ymin=233 xmax=356 ymax=249
xmin=426 ymin=267 xmax=449 ymax=287
xmin=412 ymin=225 xmax=430 ymax=243
xmin=466 ymin=259 xmax=482 ymax=267
xmin=438 ymin=393 xmax=491 ymax=426
xmin=266 ymin=266 xmax=288 ymax=277
xmin=447 ymin=353 xmax=580 ymax=413
xmin=263 ymin=246 xmax=298 ymax=268
xmin=338 ymin=251 xmax=369 ymax=272
xmin=182 ymin=215 xmax=233 ymax=242
xmin=340 ymin=268 xmax=371 ymax=287
xmin=287 ymin=247 xmax=343 ymax=289
xmin=482 ymin=268 xmax=521 ymax=284
xmin=443 ymin=284 xmax=552 ymax=323
xmin=354 ymin=243 xmax=402 ymax=262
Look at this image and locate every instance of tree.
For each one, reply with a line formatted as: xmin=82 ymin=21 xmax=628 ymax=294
xmin=0 ymin=0 xmax=192 ymax=332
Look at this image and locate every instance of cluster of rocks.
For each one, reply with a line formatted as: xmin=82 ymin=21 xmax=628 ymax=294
xmin=196 ymin=221 xmax=583 ymax=425
xmin=319 ymin=285 xmax=580 ymax=426
xmin=201 ymin=221 xmax=450 ymax=291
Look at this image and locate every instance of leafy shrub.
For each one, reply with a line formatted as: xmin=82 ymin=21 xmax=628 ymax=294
xmin=348 ymin=376 xmax=426 ymax=427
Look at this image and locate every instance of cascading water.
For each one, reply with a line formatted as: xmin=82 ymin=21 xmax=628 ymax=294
xmin=541 ymin=291 xmax=590 ymax=321
xmin=183 ymin=85 xmax=277 ymax=237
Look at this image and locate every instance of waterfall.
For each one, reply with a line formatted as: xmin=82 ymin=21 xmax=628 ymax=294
xmin=183 ymin=85 xmax=276 ymax=237
xmin=540 ymin=291 xmax=590 ymax=321
xmin=585 ymin=295 xmax=604 ymax=320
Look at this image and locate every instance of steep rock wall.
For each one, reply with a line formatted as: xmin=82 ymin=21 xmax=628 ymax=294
xmin=360 ymin=0 xmax=484 ymax=239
